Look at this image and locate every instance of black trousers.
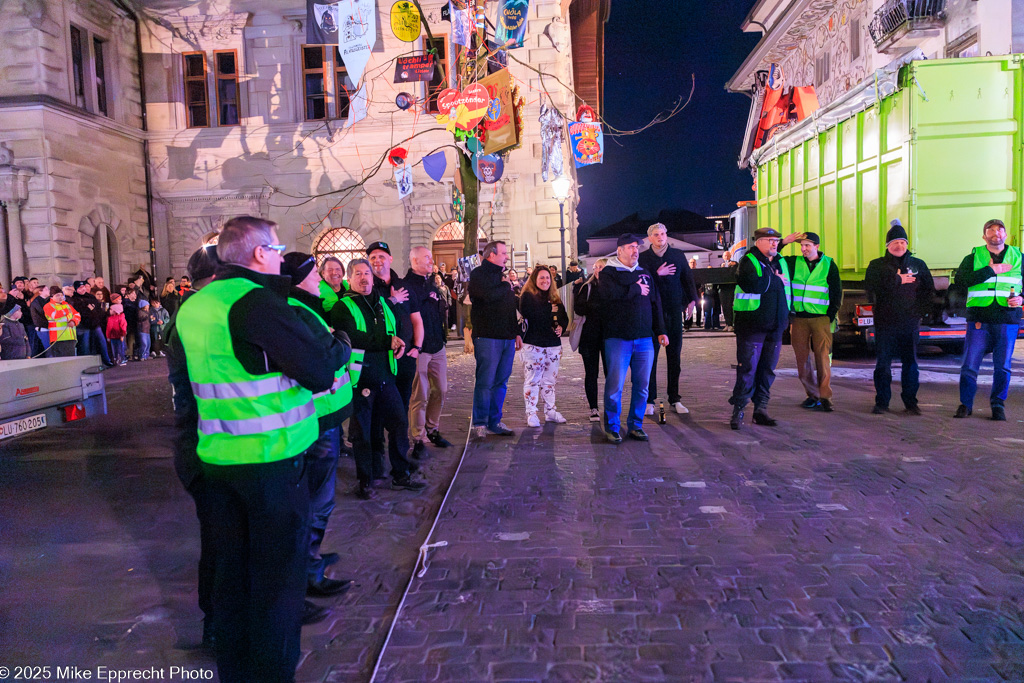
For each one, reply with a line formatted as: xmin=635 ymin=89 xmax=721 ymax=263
xmin=201 ymin=455 xmax=310 ymax=683
xmin=874 ymin=325 xmax=920 ymax=409
xmin=182 ymin=475 xmax=215 ymax=628
xmin=729 ymin=329 xmax=783 ymax=411
xmin=579 ymin=342 xmax=607 ymax=410
xmin=351 ymin=381 xmax=412 ymax=485
xmin=305 ymin=428 xmax=340 ymax=579
xmin=649 ymin=307 xmax=684 ymax=404
xmin=371 ymin=355 xmax=416 ymax=459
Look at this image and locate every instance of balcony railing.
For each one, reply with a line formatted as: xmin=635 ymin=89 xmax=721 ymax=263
xmin=868 ymin=0 xmax=946 ymax=49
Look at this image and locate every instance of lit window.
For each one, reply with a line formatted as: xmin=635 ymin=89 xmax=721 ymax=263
xmin=302 ymin=46 xmax=328 ymax=121
xmin=313 ymin=228 xmax=365 ymax=272
xmin=183 ymin=52 xmax=209 ymax=127
xmin=215 ymin=50 xmax=239 ymax=126
xmin=334 ymin=47 xmax=352 ymax=119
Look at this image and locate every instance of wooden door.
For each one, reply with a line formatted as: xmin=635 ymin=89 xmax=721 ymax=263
xmin=432 ymin=241 xmax=463 ymax=274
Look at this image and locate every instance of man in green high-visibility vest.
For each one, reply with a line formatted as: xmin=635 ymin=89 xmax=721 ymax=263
xmin=175 ymin=216 xmax=349 ymax=683
xmin=953 ymin=218 xmax=1022 ymax=421
xmin=783 ymin=232 xmax=843 ymax=412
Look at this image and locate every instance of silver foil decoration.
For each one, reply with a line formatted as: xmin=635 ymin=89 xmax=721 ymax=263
xmin=539 ymin=102 xmax=565 ymax=182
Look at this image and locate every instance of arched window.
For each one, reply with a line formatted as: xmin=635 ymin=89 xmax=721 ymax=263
xmin=432 ymin=221 xmax=486 ymax=242
xmin=313 ymin=227 xmax=365 ymax=271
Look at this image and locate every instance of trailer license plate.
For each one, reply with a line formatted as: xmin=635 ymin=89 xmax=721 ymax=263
xmin=857 ymin=317 xmax=873 ymax=326
xmin=0 ymin=414 xmax=47 ymax=441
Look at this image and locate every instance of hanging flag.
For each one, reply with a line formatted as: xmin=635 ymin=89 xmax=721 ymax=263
xmin=478 ymin=69 xmax=518 ymax=154
xmin=345 ymin=84 xmax=368 ymax=127
xmin=307 ymin=0 xmax=340 ymax=44
xmin=390 ymin=1 xmax=421 ymax=42
xmin=394 ymin=54 xmax=435 ymax=82
xmin=441 ymin=3 xmax=450 ymax=21
xmin=450 ymin=1 xmax=472 ymax=47
xmin=395 ymin=164 xmax=413 ymax=199
xmin=435 ymin=84 xmax=489 ymax=133
xmin=473 ymin=153 xmax=504 ymax=184
xmin=338 ymin=0 xmax=376 ymax=84
xmin=569 ymin=121 xmax=603 ymax=168
xmin=422 ymin=151 xmax=447 ymax=182
xmin=495 ymin=0 xmax=529 ymax=48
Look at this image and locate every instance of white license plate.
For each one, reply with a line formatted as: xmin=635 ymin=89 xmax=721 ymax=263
xmin=0 ymin=413 xmax=47 ymax=441
xmin=857 ymin=317 xmax=873 ymax=326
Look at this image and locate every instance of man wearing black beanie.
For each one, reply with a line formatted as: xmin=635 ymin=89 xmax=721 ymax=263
xmin=864 ymin=219 xmax=934 ymax=415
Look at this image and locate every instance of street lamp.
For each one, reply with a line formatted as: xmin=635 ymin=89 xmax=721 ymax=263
xmin=551 ymin=175 xmax=574 ymax=286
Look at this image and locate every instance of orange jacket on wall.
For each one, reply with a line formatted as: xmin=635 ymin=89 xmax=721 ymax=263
xmin=43 ymin=301 xmax=81 ymax=343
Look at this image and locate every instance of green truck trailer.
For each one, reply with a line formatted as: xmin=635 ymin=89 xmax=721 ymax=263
xmin=752 ymin=53 xmax=1024 ymax=348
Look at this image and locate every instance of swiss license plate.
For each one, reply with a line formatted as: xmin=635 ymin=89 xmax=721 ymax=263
xmin=857 ymin=317 xmax=873 ymax=326
xmin=0 ymin=413 xmax=47 ymax=441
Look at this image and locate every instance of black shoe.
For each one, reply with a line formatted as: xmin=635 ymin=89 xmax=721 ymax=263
xmin=871 ymin=404 xmax=888 ymax=415
xmin=605 ymin=430 xmax=622 ymax=444
xmin=307 ymin=576 xmax=353 ymax=597
xmin=904 ymin=405 xmax=922 ymax=416
xmin=355 ymin=483 xmax=375 ymax=500
xmin=627 ymin=429 xmax=649 ymax=441
xmin=954 ymin=404 xmax=972 ymax=418
xmin=730 ymin=407 xmax=744 ymax=430
xmin=752 ymin=411 xmax=777 ymax=426
xmin=427 ymin=430 xmax=452 ymax=448
xmin=301 ymin=600 xmax=329 ymax=625
xmin=489 ymin=423 xmax=515 ymax=436
xmin=818 ymin=399 xmax=834 ymax=413
xmin=411 ymin=441 xmax=426 ymax=460
xmin=392 ymin=476 xmax=427 ymax=491
xmin=800 ymin=397 xmax=821 ymax=409
xmin=991 ymin=405 xmax=1006 ymax=421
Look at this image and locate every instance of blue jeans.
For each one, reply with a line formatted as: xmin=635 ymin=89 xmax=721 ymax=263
xmin=139 ymin=332 xmax=151 ymax=360
xmin=472 ymin=337 xmax=517 ymax=429
xmin=76 ymin=327 xmax=112 ymax=364
xmin=874 ymin=326 xmax=919 ymax=409
xmin=36 ymin=330 xmax=53 ymax=358
xmin=604 ymin=337 xmax=655 ymax=433
xmin=959 ymin=322 xmax=1019 ymax=409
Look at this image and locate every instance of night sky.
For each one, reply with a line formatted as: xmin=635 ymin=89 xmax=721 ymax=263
xmin=576 ymin=0 xmax=762 ymax=237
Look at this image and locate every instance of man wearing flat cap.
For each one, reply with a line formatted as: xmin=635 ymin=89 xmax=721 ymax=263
xmin=783 ymin=232 xmax=843 ymax=412
xmin=598 ymin=234 xmax=668 ymax=443
xmin=728 ymin=227 xmax=794 ymax=430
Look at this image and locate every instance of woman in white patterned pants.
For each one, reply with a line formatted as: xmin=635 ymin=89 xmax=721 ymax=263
xmin=518 ymin=267 xmax=569 ymax=427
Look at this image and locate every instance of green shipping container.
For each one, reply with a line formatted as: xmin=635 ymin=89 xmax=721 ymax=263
xmin=755 ymin=55 xmax=1024 ymax=280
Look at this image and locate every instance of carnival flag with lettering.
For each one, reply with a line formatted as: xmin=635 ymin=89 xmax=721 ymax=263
xmin=495 ymin=0 xmax=529 ymax=48
xmin=338 ymin=0 xmax=376 ymax=84
xmin=307 ymin=0 xmax=340 ymax=44
xmin=569 ymin=121 xmax=603 ymax=168
xmin=422 ymin=151 xmax=447 ymax=182
xmin=345 ymin=84 xmax=368 ymax=127
xmin=395 ymin=164 xmax=413 ymax=199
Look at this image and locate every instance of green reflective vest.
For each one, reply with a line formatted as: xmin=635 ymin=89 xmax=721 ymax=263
xmin=734 ymin=253 xmax=792 ymax=312
xmin=967 ymin=245 xmax=1022 ymax=308
xmin=792 ymin=255 xmax=833 ymax=315
xmin=287 ymin=297 xmax=356 ymax=423
xmin=319 ymin=279 xmax=347 ymax=313
xmin=177 ymin=278 xmax=318 ymax=465
xmin=340 ymin=295 xmax=398 ymax=375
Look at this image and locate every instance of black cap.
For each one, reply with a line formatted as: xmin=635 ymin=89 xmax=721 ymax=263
xmin=186 ymin=244 xmax=220 ymax=283
xmin=73 ymin=280 xmax=89 ymax=289
xmin=800 ymin=232 xmax=821 ymax=245
xmin=11 ymin=276 xmax=27 ymax=285
xmin=753 ymin=228 xmax=782 ymax=240
xmin=886 ymin=219 xmax=908 ymax=245
xmin=366 ymin=241 xmax=391 ymax=256
xmin=616 ymin=234 xmax=641 ymax=247
xmin=281 ymin=252 xmax=317 ymax=287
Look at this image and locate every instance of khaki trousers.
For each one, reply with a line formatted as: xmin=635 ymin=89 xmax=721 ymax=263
xmin=409 ymin=346 xmax=448 ymax=443
xmin=790 ymin=315 xmax=833 ymax=400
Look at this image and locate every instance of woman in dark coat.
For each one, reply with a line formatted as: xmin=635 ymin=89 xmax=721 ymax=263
xmin=573 ymin=258 xmax=608 ymax=421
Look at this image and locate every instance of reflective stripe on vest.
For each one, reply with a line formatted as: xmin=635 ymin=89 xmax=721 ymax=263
xmin=176 ymin=278 xmax=318 ymax=465
xmin=792 ymin=255 xmax=832 ymax=315
xmin=967 ymin=245 xmax=1022 ymax=308
xmin=340 ymin=295 xmax=398 ymax=375
xmin=734 ymin=253 xmax=792 ymax=312
xmin=288 ymin=296 xmax=354 ymax=421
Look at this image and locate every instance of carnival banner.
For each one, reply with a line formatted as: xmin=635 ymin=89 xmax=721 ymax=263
xmin=478 ymin=69 xmax=518 ymax=155
xmin=307 ymin=0 xmax=340 ymax=44
xmin=450 ymin=1 xmax=472 ymax=47
xmin=390 ymin=1 xmax=420 ymax=41
xmin=395 ymin=164 xmax=413 ymax=199
xmin=345 ymin=83 xmax=368 ymax=127
xmin=569 ymin=120 xmax=603 ymax=167
xmin=435 ymin=83 xmax=489 ymax=133
xmin=495 ymin=0 xmax=529 ymax=48
xmin=394 ymin=54 xmax=435 ymax=82
xmin=338 ymin=0 xmax=376 ymax=84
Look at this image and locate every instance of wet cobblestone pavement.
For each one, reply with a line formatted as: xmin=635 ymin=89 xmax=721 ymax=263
xmin=2 ymin=333 xmax=1023 ymax=682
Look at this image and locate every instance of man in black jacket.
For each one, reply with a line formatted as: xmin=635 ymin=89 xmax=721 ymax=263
xmin=29 ymin=281 xmax=51 ymax=357
xmin=469 ymin=241 xmax=520 ymax=438
xmin=729 ymin=228 xmax=792 ymax=430
xmin=71 ymin=280 xmax=112 ymax=365
xmin=599 ymin=234 xmax=669 ymax=443
xmin=783 ymin=232 xmax=843 ymax=412
xmin=638 ymin=222 xmax=698 ymax=416
xmin=864 ymin=219 xmax=934 ymax=415
xmin=174 ymin=218 xmax=348 ymax=683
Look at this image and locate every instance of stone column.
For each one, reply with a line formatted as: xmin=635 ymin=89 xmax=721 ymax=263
xmin=0 ymin=144 xmax=35 ymax=279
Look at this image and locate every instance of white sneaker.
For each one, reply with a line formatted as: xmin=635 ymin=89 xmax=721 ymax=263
xmin=527 ymin=414 xmax=541 ymax=427
xmin=673 ymin=402 xmax=689 ymax=415
xmin=473 ymin=425 xmax=488 ymax=439
xmin=589 ymin=408 xmax=600 ymax=422
xmin=645 ymin=404 xmax=655 ymax=416
xmin=545 ymin=410 xmax=567 ymax=424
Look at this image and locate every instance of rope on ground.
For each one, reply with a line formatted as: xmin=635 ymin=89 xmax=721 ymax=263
xmin=368 ymin=410 xmax=475 ymax=682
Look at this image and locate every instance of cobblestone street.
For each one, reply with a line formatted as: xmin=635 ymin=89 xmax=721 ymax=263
xmin=2 ymin=332 xmax=1023 ymax=682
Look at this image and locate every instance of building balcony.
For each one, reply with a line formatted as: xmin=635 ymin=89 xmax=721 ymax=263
xmin=869 ymin=0 xmax=947 ymax=53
